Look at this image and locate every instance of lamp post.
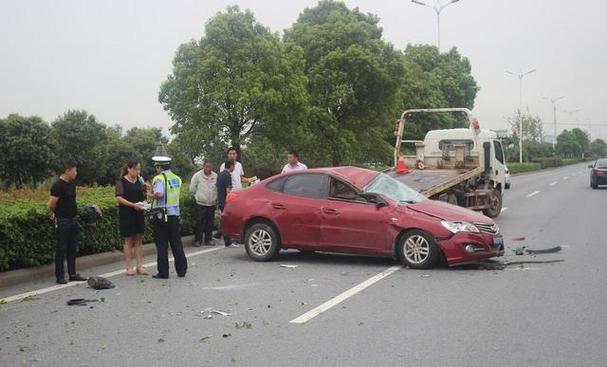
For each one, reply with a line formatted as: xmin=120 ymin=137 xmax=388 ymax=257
xmin=506 ymin=69 xmax=537 ymax=163
xmin=543 ymin=96 xmax=565 ymax=150
xmin=411 ymin=0 xmax=461 ymax=51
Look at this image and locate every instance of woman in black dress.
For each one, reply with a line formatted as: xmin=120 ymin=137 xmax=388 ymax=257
xmin=115 ymin=160 xmax=147 ymax=275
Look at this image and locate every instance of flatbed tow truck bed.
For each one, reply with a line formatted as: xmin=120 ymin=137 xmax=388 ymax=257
xmin=386 ymin=166 xmax=484 ymax=198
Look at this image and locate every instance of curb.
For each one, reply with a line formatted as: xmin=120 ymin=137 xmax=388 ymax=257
xmin=0 ymin=235 xmax=195 ymax=289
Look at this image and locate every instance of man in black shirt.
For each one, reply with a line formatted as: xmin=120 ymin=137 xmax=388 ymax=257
xmin=48 ymin=162 xmax=86 ymax=284
xmin=216 ymin=160 xmax=235 ymax=247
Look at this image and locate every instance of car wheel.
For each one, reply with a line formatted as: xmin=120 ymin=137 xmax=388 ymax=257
xmin=482 ymin=189 xmax=502 ymax=218
xmin=591 ymin=182 xmax=598 ymax=189
xmin=244 ymin=223 xmax=280 ymax=262
xmin=398 ymin=230 xmax=440 ymax=269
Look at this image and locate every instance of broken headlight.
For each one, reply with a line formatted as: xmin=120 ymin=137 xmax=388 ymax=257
xmin=441 ymin=221 xmax=480 ymax=234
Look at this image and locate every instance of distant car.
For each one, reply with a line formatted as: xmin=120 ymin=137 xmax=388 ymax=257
xmin=221 ymin=167 xmax=504 ymax=269
xmin=589 ymin=159 xmax=607 ymax=189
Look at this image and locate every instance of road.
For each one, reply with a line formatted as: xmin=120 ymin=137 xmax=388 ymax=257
xmin=1 ymin=162 xmax=605 ymax=367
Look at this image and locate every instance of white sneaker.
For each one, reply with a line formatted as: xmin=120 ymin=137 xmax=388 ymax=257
xmin=225 ymin=243 xmax=240 ymax=248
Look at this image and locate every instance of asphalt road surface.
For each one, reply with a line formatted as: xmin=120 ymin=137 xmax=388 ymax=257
xmin=1 ymin=162 xmax=605 ymax=367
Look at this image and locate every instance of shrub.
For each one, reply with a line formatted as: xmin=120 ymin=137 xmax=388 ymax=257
xmin=0 ymin=186 xmax=194 ymax=272
xmin=507 ymin=163 xmax=542 ymax=174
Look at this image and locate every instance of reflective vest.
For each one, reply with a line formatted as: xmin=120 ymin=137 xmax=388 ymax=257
xmin=152 ymin=170 xmax=182 ymax=208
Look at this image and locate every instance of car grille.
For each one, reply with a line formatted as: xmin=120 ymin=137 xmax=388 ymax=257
xmin=475 ymin=223 xmax=499 ymax=234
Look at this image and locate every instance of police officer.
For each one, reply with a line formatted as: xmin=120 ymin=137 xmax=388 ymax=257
xmin=151 ymin=146 xmax=187 ymax=279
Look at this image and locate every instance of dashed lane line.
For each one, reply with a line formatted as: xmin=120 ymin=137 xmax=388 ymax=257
xmin=527 ymin=191 xmax=541 ymax=198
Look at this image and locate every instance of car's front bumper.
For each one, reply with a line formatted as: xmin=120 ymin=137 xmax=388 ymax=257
xmin=437 ymin=231 xmax=504 ymax=266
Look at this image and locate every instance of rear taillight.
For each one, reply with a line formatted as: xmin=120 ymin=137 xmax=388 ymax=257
xmin=226 ymin=192 xmax=239 ymax=203
xmin=594 ymin=169 xmax=604 ymax=176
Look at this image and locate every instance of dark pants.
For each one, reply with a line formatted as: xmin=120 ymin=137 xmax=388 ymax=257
xmin=194 ymin=204 xmax=216 ymax=244
xmin=153 ymin=216 xmax=188 ymax=277
xmin=55 ymin=218 xmax=79 ymax=281
xmin=217 ymin=204 xmax=231 ymax=246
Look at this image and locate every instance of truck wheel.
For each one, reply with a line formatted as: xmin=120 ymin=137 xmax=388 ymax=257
xmin=398 ymin=230 xmax=440 ymax=269
xmin=244 ymin=223 xmax=280 ymax=262
xmin=483 ymin=189 xmax=502 ymax=218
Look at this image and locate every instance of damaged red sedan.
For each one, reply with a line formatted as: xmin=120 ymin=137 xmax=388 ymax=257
xmin=221 ymin=167 xmax=504 ymax=269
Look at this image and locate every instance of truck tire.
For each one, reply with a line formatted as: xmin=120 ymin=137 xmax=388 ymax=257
xmin=244 ymin=223 xmax=280 ymax=262
xmin=483 ymin=189 xmax=502 ymax=218
xmin=398 ymin=230 xmax=441 ymax=269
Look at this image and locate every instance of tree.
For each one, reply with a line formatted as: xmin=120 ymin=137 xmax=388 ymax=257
xmin=284 ymin=0 xmax=405 ymax=165
xmin=0 ymin=114 xmax=55 ymax=188
xmin=122 ymin=127 xmax=166 ymax=180
xmin=556 ymin=129 xmax=582 ymax=158
xmin=159 ymin=6 xmax=309 ymax=161
xmin=51 ymin=110 xmax=109 ymax=185
xmin=570 ymin=128 xmax=590 ymax=157
xmin=590 ymin=138 xmax=607 ymax=158
xmin=506 ymin=111 xmax=547 ymax=161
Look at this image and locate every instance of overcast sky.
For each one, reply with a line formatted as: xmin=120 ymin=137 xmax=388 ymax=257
xmin=1 ymin=0 xmax=606 ymax=139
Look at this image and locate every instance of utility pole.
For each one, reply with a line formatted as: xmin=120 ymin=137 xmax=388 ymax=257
xmin=411 ymin=0 xmax=461 ymax=51
xmin=506 ymin=69 xmax=537 ymax=163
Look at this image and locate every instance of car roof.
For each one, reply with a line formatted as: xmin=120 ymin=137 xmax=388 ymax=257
xmin=287 ymin=166 xmax=379 ymax=190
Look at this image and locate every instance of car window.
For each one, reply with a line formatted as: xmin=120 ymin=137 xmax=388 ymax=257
xmin=329 ymin=178 xmax=363 ymax=202
xmin=266 ymin=177 xmax=286 ymax=192
xmin=494 ymin=140 xmax=505 ymax=164
xmin=282 ymin=174 xmax=328 ymax=199
xmin=597 ymin=159 xmax=607 ymax=168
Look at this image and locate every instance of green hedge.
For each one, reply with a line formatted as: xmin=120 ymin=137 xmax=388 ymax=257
xmin=507 ymin=163 xmax=542 ymax=174
xmin=0 ymin=187 xmax=194 ymax=272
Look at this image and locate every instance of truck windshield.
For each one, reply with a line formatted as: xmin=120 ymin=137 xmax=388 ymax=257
xmin=364 ymin=173 xmax=426 ymax=205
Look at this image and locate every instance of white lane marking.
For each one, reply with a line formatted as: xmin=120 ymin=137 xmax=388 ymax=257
xmin=527 ymin=190 xmax=541 ymax=198
xmin=1 ymin=247 xmax=223 ymax=304
xmin=500 ymin=207 xmax=509 ymax=213
xmin=290 ymin=265 xmax=401 ymax=324
xmin=563 ymin=176 xmax=569 ymax=180
xmin=505 ymin=267 xmax=542 ymax=271
xmin=549 ymin=181 xmax=558 ymax=186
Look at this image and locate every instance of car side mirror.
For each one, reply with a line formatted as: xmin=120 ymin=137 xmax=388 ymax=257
xmin=588 ymin=165 xmax=594 ymax=168
xmin=361 ymin=193 xmax=388 ymax=207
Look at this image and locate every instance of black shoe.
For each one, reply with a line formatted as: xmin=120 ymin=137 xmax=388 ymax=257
xmin=69 ymin=274 xmax=86 ymax=282
xmin=177 ymin=273 xmax=186 ymax=278
xmin=213 ymin=232 xmax=222 ymax=239
xmin=152 ymin=273 xmax=169 ymax=279
xmin=204 ymin=241 xmax=214 ymax=247
xmin=192 ymin=241 xmax=202 ymax=247
xmin=56 ymin=278 xmax=67 ymax=285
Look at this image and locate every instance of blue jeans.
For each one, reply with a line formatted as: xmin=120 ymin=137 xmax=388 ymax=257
xmin=55 ymin=218 xmax=79 ymax=280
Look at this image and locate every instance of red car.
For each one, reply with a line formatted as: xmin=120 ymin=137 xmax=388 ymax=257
xmin=222 ymin=167 xmax=504 ymax=269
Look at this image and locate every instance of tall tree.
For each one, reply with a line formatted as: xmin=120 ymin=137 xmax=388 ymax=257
xmin=51 ymin=110 xmax=109 ymax=185
xmin=159 ymin=6 xmax=309 ymax=159
xmin=284 ymin=0 xmax=405 ymax=165
xmin=590 ymin=138 xmax=607 ymax=157
xmin=556 ymin=129 xmax=582 ymax=158
xmin=0 ymin=114 xmax=55 ymax=188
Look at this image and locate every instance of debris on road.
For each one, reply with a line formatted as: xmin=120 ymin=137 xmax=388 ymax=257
xmin=158 ymin=338 xmax=165 ymax=343
xmin=19 ymin=295 xmax=40 ymax=302
xmin=280 ymin=264 xmax=298 ymax=269
xmin=199 ymin=336 xmax=211 ymax=343
xmin=513 ymin=246 xmax=526 ymax=255
xmin=235 ymin=321 xmax=252 ymax=329
xmin=222 ymin=333 xmax=231 ymax=338
xmin=200 ymin=308 xmax=232 ymax=319
xmin=526 ymin=246 xmax=562 ymax=254
xmin=511 ymin=236 xmax=526 ymax=241
xmin=420 ymin=274 xmax=431 ymax=278
xmin=503 ymin=259 xmax=564 ymax=266
xmin=66 ymin=299 xmax=99 ymax=306
xmin=87 ymin=276 xmax=115 ymax=290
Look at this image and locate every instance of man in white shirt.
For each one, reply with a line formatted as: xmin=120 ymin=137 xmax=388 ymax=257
xmin=219 ymin=147 xmax=245 ymax=191
xmin=281 ymin=150 xmax=308 ymax=174
xmin=189 ymin=160 xmax=217 ymax=247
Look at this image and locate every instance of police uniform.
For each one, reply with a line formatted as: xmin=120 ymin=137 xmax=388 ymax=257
xmin=152 ymin=168 xmax=188 ymax=278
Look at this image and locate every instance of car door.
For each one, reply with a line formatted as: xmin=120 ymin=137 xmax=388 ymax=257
xmin=267 ymin=173 xmax=328 ymax=248
xmin=320 ymin=177 xmax=391 ymax=253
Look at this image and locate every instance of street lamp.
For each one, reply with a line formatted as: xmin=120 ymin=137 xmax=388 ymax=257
xmin=506 ymin=68 xmax=537 ymax=163
xmin=411 ymin=0 xmax=461 ymax=51
xmin=542 ymin=96 xmax=565 ymax=150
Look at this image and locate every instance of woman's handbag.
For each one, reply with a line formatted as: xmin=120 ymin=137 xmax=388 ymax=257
xmin=147 ymin=173 xmax=168 ymax=225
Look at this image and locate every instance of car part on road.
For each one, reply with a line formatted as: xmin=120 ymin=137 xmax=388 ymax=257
xmin=513 ymin=246 xmax=526 ymax=255
xmin=398 ymin=230 xmax=441 ymax=269
xmin=66 ymin=298 xmax=99 ymax=306
xmin=87 ymin=276 xmax=115 ymax=290
xmin=280 ymin=264 xmax=298 ymax=269
xmin=244 ymin=222 xmax=280 ymax=261
xmin=526 ymin=246 xmax=562 ymax=254
xmin=200 ymin=308 xmax=232 ymax=319
xmin=511 ymin=236 xmax=526 ymax=241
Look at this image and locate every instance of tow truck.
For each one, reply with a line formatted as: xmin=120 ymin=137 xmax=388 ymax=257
xmin=389 ymin=108 xmax=507 ymax=218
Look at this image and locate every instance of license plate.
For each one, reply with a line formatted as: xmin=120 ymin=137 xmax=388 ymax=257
xmin=493 ymin=235 xmax=504 ymax=246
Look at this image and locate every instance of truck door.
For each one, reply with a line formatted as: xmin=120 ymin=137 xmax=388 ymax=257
xmin=492 ymin=140 xmax=506 ymax=191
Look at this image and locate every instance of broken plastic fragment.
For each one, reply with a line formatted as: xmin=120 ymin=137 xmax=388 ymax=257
xmin=280 ymin=264 xmax=298 ymax=269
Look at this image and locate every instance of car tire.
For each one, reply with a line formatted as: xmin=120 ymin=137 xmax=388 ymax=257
xmin=591 ymin=181 xmax=598 ymax=189
xmin=244 ymin=223 xmax=280 ymax=262
xmin=483 ymin=189 xmax=502 ymax=218
xmin=398 ymin=230 xmax=440 ymax=269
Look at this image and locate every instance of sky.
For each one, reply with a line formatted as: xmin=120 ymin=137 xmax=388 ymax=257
xmin=1 ymin=0 xmax=607 ymax=140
